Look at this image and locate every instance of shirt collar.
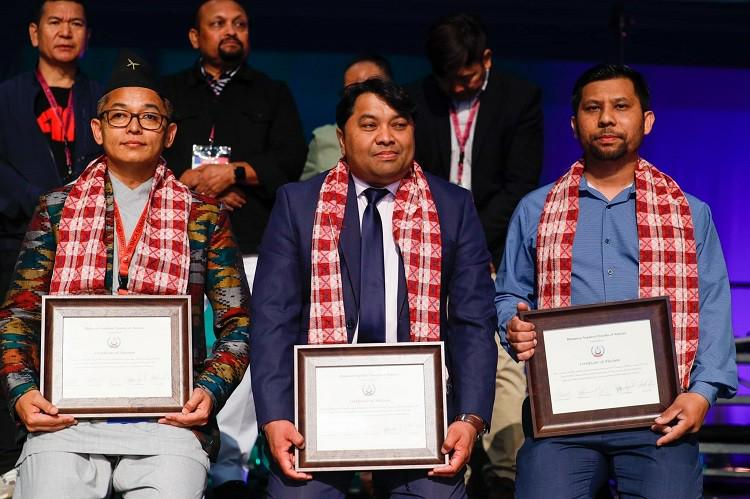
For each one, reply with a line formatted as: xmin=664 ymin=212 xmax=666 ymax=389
xmin=579 ymin=175 xmax=635 ymax=202
xmin=351 ymin=173 xmax=400 ymax=199
xmin=199 ymin=59 xmax=241 ymax=81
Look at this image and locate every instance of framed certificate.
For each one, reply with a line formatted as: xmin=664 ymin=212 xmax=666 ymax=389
xmin=520 ymin=297 xmax=680 ymax=438
xmin=41 ymin=295 xmax=192 ymax=418
xmin=295 ymin=343 xmax=448 ymax=471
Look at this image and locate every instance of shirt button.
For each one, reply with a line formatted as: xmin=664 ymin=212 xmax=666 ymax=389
xmin=606 ymin=205 xmax=612 ymax=210
xmin=346 ymin=319 xmax=355 ymax=329
xmin=604 ymin=238 xmax=610 ymax=245
xmin=607 ymin=268 xmax=614 ymax=276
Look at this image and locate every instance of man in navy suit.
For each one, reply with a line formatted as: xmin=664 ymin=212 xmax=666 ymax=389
xmin=250 ymin=78 xmax=497 ymax=497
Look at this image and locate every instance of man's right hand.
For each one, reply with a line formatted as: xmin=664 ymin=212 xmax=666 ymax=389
xmin=264 ymin=419 xmax=313 ymax=481
xmin=506 ymin=302 xmax=537 ymax=361
xmin=15 ymin=389 xmax=76 ymax=432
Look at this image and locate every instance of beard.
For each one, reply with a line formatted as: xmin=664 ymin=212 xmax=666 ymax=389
xmin=587 ymin=141 xmax=628 ymax=161
xmin=218 ymin=38 xmax=245 ymax=64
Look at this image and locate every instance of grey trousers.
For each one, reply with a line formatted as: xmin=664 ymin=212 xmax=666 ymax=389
xmin=14 ymin=451 xmax=207 ymax=499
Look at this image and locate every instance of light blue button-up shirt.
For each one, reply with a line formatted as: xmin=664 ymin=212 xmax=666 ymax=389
xmin=494 ymin=175 xmax=738 ymax=405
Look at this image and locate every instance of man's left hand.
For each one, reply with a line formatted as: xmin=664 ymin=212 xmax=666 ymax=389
xmin=651 ymin=392 xmax=710 ymax=446
xmin=159 ymin=388 xmax=214 ymax=428
xmin=428 ymin=421 xmax=477 ymax=477
xmin=193 ymin=163 xmax=235 ymax=197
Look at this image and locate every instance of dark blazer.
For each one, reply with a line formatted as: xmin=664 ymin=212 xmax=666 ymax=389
xmin=0 ymin=71 xmax=102 ymax=248
xmin=161 ymin=63 xmax=307 ymax=254
xmin=409 ymin=70 xmax=543 ymax=266
xmin=250 ymin=171 xmax=498 ymax=428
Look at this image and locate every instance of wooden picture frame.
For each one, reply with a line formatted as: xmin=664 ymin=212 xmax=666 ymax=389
xmin=295 ymin=342 xmax=448 ymax=471
xmin=520 ymin=297 xmax=679 ymax=438
xmin=41 ymin=295 xmax=192 ymax=418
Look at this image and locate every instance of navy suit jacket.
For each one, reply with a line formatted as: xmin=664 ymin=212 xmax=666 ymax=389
xmin=250 ymin=170 xmax=497 ymax=428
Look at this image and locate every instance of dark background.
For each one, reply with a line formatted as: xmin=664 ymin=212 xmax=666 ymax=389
xmin=1 ymin=0 xmax=750 ymax=77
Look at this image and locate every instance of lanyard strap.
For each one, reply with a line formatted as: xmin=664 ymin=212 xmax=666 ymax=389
xmin=113 ymin=200 xmax=150 ymax=294
xmin=35 ymin=70 xmax=75 ymax=177
xmin=448 ymin=98 xmax=480 ymax=186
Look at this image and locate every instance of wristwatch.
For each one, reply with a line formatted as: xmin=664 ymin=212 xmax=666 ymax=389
xmin=234 ymin=164 xmax=246 ymax=183
xmin=454 ymin=413 xmax=489 ymax=440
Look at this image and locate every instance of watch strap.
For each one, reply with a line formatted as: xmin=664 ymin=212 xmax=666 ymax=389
xmin=454 ymin=413 xmax=488 ymax=439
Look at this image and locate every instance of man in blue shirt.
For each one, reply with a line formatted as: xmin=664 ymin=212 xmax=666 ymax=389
xmin=495 ymin=64 xmax=737 ymax=498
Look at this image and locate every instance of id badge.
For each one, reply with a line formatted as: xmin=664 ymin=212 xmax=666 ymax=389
xmin=192 ymin=144 xmax=232 ymax=169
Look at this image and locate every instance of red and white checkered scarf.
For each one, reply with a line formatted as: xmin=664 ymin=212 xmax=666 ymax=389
xmin=50 ymin=155 xmax=192 ymax=295
xmin=537 ymin=159 xmax=699 ymax=389
xmin=308 ymin=160 xmax=442 ymax=344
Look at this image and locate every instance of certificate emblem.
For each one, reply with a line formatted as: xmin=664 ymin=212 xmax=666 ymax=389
xmin=362 ymin=383 xmax=376 ymax=397
xmin=590 ymin=344 xmax=605 ymax=358
xmin=107 ymin=336 xmax=122 ymax=349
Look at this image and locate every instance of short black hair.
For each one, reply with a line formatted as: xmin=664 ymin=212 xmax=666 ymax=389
xmin=336 ymin=78 xmax=416 ymax=130
xmin=194 ymin=0 xmax=250 ymax=29
xmin=344 ymin=54 xmax=393 ymax=81
xmin=572 ymin=64 xmax=651 ymax=114
xmin=32 ymin=0 xmax=87 ymax=24
xmin=426 ymin=13 xmax=488 ymax=79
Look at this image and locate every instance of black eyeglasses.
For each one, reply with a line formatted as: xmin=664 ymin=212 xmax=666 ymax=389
xmin=99 ymin=109 xmax=168 ymax=131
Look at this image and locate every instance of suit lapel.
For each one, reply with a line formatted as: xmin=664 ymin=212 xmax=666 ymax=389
xmin=471 ymin=71 xmax=502 ymax=169
xmin=423 ymin=77 xmax=453 ymax=177
xmin=436 ymin=108 xmax=452 ymax=176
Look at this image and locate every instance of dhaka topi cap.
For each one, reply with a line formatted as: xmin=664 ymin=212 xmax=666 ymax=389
xmin=104 ymin=50 xmax=163 ymax=96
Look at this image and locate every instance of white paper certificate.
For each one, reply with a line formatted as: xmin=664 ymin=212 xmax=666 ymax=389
xmin=61 ymin=316 xmax=172 ymax=399
xmin=314 ymin=364 xmax=427 ymax=451
xmin=544 ymin=319 xmax=659 ymax=414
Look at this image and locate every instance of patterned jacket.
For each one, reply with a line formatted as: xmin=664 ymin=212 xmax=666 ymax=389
xmin=0 ymin=178 xmax=250 ymax=459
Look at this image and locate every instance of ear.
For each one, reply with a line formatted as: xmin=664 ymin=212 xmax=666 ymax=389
xmin=188 ymin=28 xmax=200 ymax=50
xmin=91 ymin=118 xmax=104 ymax=145
xmin=643 ymin=111 xmax=655 ymax=136
xmin=336 ymin=127 xmax=345 ymax=158
xmin=482 ymin=48 xmax=492 ymax=70
xmin=164 ymin=122 xmax=178 ymax=149
xmin=29 ymin=23 xmax=39 ymax=48
xmin=570 ymin=116 xmax=578 ymax=138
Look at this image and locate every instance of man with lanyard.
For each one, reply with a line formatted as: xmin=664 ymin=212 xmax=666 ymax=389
xmin=250 ymin=78 xmax=497 ymax=498
xmin=496 ymin=64 xmax=737 ymax=498
xmin=0 ymin=52 xmax=250 ymax=498
xmin=161 ymin=2 xmax=306 ymax=496
xmin=409 ymin=14 xmax=543 ymax=498
xmin=0 ymin=0 xmax=101 ymax=480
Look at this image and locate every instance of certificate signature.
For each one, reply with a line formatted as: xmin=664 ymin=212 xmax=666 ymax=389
xmin=544 ymin=319 xmax=660 ymax=414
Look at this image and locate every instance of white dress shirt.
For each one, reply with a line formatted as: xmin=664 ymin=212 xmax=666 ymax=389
xmin=448 ymin=68 xmax=491 ymax=191
xmin=351 ymin=174 xmax=401 ymax=344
